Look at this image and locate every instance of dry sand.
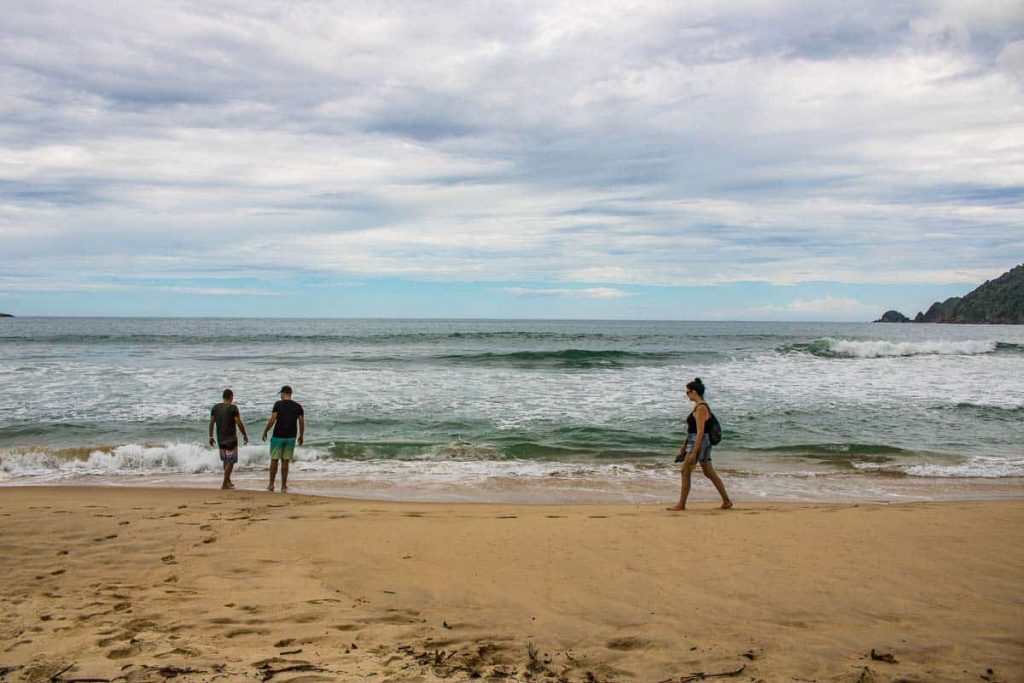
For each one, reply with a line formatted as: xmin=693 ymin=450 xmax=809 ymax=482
xmin=0 ymin=487 xmax=1021 ymax=682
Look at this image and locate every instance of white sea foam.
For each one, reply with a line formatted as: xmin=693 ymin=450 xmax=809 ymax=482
xmin=822 ymin=338 xmax=998 ymax=358
xmin=853 ymin=456 xmax=1024 ymax=479
xmin=0 ymin=442 xmax=320 ymax=479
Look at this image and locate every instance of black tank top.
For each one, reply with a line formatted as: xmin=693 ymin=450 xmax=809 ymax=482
xmin=686 ymin=403 xmax=709 ymax=434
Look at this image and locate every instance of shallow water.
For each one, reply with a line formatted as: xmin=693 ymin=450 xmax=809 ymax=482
xmin=1 ymin=318 xmax=1022 ymax=502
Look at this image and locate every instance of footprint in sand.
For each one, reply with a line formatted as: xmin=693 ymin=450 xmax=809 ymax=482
xmin=107 ymin=643 xmax=142 ymax=659
xmin=225 ymin=628 xmax=269 ymax=638
xmin=98 ymin=633 xmax=129 ymax=647
xmin=161 ymin=555 xmax=177 ymax=565
xmin=606 ymin=636 xmax=650 ymax=651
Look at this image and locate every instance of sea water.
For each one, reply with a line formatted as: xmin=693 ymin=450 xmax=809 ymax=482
xmin=1 ymin=318 xmax=1022 ymax=503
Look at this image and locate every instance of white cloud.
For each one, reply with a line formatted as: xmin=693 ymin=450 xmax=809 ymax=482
xmin=501 ymin=287 xmax=631 ymax=299
xmin=0 ymin=0 xmax=1021 ymax=293
xmin=0 ymin=280 xmax=277 ymax=297
xmin=747 ymin=295 xmax=881 ymax=318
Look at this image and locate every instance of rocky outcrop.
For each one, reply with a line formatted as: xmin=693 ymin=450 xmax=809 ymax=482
xmin=877 ymin=264 xmax=1023 ymax=324
xmin=914 ymin=264 xmax=1024 ymax=324
xmin=875 ymin=310 xmax=911 ymax=323
xmin=0 ymin=313 xmax=13 ymax=318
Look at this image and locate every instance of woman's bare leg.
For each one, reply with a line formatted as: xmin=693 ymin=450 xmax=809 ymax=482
xmin=700 ymin=461 xmax=732 ymax=508
xmin=667 ymin=461 xmax=696 ymax=510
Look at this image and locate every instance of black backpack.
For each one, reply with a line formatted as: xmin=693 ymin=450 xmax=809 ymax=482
xmin=698 ymin=403 xmax=723 ymax=445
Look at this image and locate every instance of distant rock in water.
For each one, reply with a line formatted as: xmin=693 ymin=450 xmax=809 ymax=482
xmin=886 ymin=264 xmax=1024 ymax=325
xmin=875 ymin=310 xmax=911 ymax=323
xmin=0 ymin=313 xmax=13 ymax=318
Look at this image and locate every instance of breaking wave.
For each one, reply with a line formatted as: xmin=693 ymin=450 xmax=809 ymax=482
xmin=781 ymin=338 xmax=1017 ymax=358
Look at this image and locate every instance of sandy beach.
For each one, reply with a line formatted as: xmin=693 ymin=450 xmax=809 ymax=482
xmin=0 ymin=488 xmax=1021 ymax=682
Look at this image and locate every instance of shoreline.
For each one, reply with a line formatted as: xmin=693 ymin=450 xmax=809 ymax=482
xmin=2 ymin=471 xmax=1022 ymax=506
xmin=1 ymin=487 xmax=1021 ymax=682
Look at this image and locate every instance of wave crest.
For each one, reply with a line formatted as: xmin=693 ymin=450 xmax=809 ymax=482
xmin=0 ymin=443 xmax=316 ymax=478
xmin=784 ymin=338 xmax=1007 ymax=358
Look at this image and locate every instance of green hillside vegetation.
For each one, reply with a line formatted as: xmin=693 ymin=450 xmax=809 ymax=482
xmin=913 ymin=264 xmax=1024 ymax=324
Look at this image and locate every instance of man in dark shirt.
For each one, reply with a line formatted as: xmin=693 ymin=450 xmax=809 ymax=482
xmin=209 ymin=388 xmax=249 ymax=490
xmin=261 ymin=385 xmax=305 ymax=492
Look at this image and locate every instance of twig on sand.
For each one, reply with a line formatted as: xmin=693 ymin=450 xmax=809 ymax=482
xmin=49 ymin=664 xmax=74 ymax=682
xmin=258 ymin=663 xmax=326 ymax=681
xmin=660 ymin=663 xmax=746 ymax=682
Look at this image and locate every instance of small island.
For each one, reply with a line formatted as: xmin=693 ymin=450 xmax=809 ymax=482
xmin=0 ymin=313 xmax=13 ymax=318
xmin=875 ymin=310 xmax=911 ymax=323
xmin=876 ymin=263 xmax=1024 ymax=324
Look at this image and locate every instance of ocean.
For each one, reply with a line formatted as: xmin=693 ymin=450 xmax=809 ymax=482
xmin=1 ymin=317 xmax=1022 ymax=503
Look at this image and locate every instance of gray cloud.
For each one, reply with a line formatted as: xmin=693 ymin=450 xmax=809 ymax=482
xmin=0 ymin=0 xmax=1022 ymax=290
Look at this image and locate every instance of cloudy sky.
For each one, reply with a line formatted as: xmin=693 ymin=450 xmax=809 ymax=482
xmin=2 ymin=0 xmax=1022 ymax=319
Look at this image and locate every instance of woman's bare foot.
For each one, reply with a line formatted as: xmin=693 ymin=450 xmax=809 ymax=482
xmin=267 ymin=485 xmax=275 ymax=492
xmin=720 ymin=501 xmax=733 ymax=509
xmin=281 ymin=485 xmax=288 ymax=492
xmin=665 ymin=504 xmax=686 ymax=511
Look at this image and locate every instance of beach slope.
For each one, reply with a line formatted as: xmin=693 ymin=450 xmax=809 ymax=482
xmin=0 ymin=488 xmax=1021 ymax=682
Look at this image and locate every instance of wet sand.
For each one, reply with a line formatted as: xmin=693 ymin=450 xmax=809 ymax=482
xmin=0 ymin=487 xmax=1021 ymax=682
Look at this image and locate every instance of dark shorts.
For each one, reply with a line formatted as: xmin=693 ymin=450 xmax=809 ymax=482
xmin=219 ymin=441 xmax=239 ymax=464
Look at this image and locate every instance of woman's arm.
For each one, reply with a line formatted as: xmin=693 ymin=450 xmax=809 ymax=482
xmin=690 ymin=404 xmax=708 ymax=457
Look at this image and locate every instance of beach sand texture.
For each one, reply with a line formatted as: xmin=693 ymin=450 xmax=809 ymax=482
xmin=0 ymin=488 xmax=1020 ymax=682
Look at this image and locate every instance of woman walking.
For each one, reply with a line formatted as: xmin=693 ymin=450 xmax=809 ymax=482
xmin=667 ymin=377 xmax=732 ymax=511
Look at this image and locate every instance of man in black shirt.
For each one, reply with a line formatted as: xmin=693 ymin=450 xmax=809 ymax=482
xmin=209 ymin=388 xmax=249 ymax=490
xmin=261 ymin=385 xmax=305 ymax=492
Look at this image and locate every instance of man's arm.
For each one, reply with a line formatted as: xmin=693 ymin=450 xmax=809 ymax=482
xmin=235 ymin=413 xmax=250 ymax=445
xmin=208 ymin=415 xmax=216 ymax=446
xmin=261 ymin=412 xmax=278 ymax=442
xmin=297 ymin=415 xmax=305 ymax=446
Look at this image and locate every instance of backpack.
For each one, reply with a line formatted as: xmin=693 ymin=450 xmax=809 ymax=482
xmin=697 ymin=403 xmax=723 ymax=445
xmin=706 ymin=411 xmax=722 ymax=445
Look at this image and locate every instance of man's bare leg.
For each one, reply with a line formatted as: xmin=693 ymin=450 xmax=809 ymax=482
xmin=221 ymin=462 xmax=235 ymax=489
xmin=268 ymin=459 xmax=278 ymax=491
xmin=281 ymin=460 xmax=289 ymax=491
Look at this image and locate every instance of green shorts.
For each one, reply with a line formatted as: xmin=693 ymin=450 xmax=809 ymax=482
xmin=269 ymin=437 xmax=297 ymax=461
